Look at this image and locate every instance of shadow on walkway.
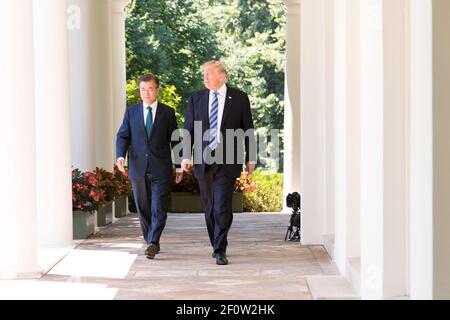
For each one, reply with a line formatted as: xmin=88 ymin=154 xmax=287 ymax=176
xmin=39 ymin=213 xmax=339 ymax=300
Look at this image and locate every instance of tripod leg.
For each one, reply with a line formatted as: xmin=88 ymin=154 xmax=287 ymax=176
xmin=285 ymin=226 xmax=294 ymax=241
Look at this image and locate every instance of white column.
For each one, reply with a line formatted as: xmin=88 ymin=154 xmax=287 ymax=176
xmin=69 ymin=0 xmax=96 ymax=171
xmin=333 ymin=0 xmax=362 ymax=279
xmin=300 ymin=0 xmax=326 ymax=244
xmin=0 ymin=0 xmax=41 ymax=279
xmin=34 ymin=0 xmax=73 ymax=247
xmin=112 ymin=0 xmax=130 ymax=141
xmin=283 ymin=0 xmax=301 ymax=208
xmin=324 ymin=0 xmax=335 ymax=246
xmin=92 ymin=0 xmax=114 ymax=170
xmin=431 ymin=0 xmax=450 ymax=299
xmin=345 ymin=0 xmax=361 ymax=274
xmin=409 ymin=0 xmax=450 ymax=300
xmin=409 ymin=0 xmax=432 ymax=300
xmin=382 ymin=0 xmax=408 ymax=298
xmin=359 ymin=0 xmax=408 ymax=299
xmin=111 ymin=0 xmax=130 ymax=221
xmin=333 ymin=0 xmax=348 ymax=273
xmin=360 ymin=0 xmax=383 ymax=298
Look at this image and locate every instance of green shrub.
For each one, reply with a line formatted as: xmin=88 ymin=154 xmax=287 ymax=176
xmin=243 ymin=171 xmax=283 ymax=212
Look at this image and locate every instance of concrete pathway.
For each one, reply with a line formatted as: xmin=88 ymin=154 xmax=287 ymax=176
xmin=37 ymin=213 xmax=339 ymax=300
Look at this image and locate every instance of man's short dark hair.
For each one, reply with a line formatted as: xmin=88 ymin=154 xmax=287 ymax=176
xmin=139 ymin=74 xmax=160 ymax=87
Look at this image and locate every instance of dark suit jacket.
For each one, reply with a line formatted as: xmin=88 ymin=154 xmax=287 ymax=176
xmin=183 ymin=87 xmax=256 ymax=179
xmin=116 ymin=102 xmax=179 ymax=180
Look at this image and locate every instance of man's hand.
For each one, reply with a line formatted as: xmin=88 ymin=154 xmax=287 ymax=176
xmin=175 ymin=172 xmax=183 ymax=184
xmin=117 ymin=158 xmax=126 ymax=173
xmin=181 ymin=159 xmax=191 ymax=173
xmin=246 ymin=162 xmax=256 ymax=176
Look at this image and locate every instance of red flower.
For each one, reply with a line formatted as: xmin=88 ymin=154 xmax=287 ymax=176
xmin=72 ymin=166 xmax=131 ymax=213
xmin=234 ymin=172 xmax=257 ymax=193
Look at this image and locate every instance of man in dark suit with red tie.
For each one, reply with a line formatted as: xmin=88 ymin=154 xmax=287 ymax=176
xmin=116 ymin=74 xmax=182 ymax=259
xmin=182 ymin=61 xmax=256 ymax=265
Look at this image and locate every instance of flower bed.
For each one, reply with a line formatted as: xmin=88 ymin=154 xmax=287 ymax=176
xmin=72 ymin=166 xmax=132 ymax=237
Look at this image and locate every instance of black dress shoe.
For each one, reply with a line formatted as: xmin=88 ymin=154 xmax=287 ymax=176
xmin=145 ymin=243 xmax=160 ymax=259
xmin=145 ymin=243 xmax=160 ymax=255
xmin=212 ymin=251 xmax=226 ymax=258
xmin=216 ymin=252 xmax=228 ymax=265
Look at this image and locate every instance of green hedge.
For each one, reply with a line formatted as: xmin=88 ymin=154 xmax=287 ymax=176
xmin=243 ymin=171 xmax=283 ymax=212
xmin=129 ymin=170 xmax=284 ymax=213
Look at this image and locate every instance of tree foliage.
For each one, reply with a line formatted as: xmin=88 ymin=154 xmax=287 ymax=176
xmin=126 ymin=0 xmax=220 ymax=107
xmin=126 ymin=0 xmax=285 ymax=172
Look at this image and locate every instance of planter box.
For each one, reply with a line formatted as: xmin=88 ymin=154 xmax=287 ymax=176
xmin=73 ymin=210 xmax=95 ymax=239
xmin=115 ymin=195 xmax=127 ymax=218
xmin=128 ymin=192 xmax=137 ymax=213
xmin=168 ymin=192 xmax=203 ymax=213
xmin=168 ymin=192 xmax=243 ymax=213
xmin=233 ymin=192 xmax=243 ymax=213
xmin=97 ymin=201 xmax=113 ymax=226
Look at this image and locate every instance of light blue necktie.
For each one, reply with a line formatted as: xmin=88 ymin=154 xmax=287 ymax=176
xmin=208 ymin=91 xmax=219 ymax=149
xmin=146 ymin=106 xmax=153 ymax=139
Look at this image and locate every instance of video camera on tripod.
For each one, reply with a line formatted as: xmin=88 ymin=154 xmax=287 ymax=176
xmin=285 ymin=192 xmax=301 ymax=242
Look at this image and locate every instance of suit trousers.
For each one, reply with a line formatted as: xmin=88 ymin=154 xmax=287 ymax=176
xmin=198 ymin=164 xmax=235 ymax=254
xmin=131 ymin=173 xmax=171 ymax=245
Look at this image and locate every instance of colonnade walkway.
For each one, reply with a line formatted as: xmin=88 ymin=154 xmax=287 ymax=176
xmin=2 ymin=213 xmax=341 ymax=300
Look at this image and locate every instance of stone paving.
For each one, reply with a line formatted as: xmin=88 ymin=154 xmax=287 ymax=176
xmin=41 ymin=213 xmax=339 ymax=300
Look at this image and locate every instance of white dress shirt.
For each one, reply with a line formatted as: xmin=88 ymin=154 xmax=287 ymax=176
xmin=209 ymin=83 xmax=227 ymax=143
xmin=181 ymin=84 xmax=256 ymax=168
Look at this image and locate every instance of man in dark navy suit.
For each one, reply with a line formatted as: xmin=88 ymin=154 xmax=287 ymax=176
xmin=116 ymin=74 xmax=182 ymax=259
xmin=182 ymin=61 xmax=256 ymax=265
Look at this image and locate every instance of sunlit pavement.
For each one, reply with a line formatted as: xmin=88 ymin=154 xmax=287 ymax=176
xmin=0 ymin=213 xmax=339 ymax=300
